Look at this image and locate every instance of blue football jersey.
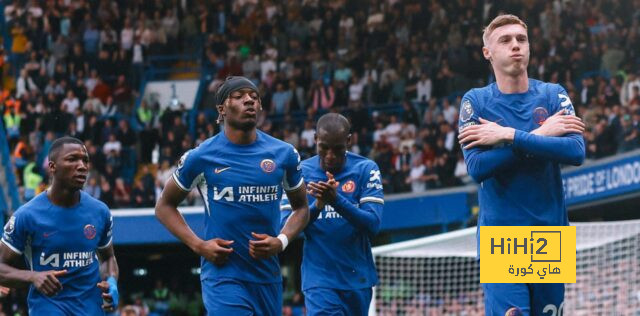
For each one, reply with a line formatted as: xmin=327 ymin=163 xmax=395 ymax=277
xmin=2 ymin=191 xmax=112 ymax=315
xmin=281 ymin=152 xmax=384 ymax=291
xmin=173 ymin=130 xmax=303 ymax=284
xmin=459 ymin=79 xmax=585 ymax=230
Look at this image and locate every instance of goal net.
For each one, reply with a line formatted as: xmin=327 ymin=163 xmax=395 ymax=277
xmin=370 ymin=220 xmax=640 ymax=315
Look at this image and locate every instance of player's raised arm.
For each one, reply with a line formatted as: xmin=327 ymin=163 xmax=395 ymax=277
xmin=308 ymin=170 xmax=384 ymax=235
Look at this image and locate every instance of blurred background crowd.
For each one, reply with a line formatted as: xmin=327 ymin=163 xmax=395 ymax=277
xmin=1 ymin=0 xmax=640 ymax=314
xmin=3 ymin=0 xmax=640 ymax=205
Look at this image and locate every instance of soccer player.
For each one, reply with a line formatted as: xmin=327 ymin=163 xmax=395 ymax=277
xmin=0 ymin=136 xmax=119 ymax=315
xmin=457 ymin=15 xmax=585 ymax=315
xmin=155 ymin=76 xmax=309 ymax=316
xmin=281 ymin=113 xmax=384 ymax=315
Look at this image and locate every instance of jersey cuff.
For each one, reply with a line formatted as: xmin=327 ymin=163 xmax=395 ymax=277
xmin=172 ymin=173 xmax=191 ymax=192
xmin=1 ymin=239 xmax=22 ymax=255
xmin=360 ymin=196 xmax=384 ymax=204
xmin=280 ymin=204 xmax=292 ymax=211
xmin=284 ymin=177 xmax=304 ymax=192
xmin=98 ymin=237 xmax=113 ymax=249
xmin=512 ymin=130 xmax=528 ymax=150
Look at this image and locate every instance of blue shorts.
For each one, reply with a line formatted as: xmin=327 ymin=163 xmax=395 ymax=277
xmin=201 ymin=278 xmax=281 ymax=316
xmin=29 ymin=301 xmax=104 ymax=316
xmin=304 ymin=287 xmax=372 ymax=316
xmin=29 ymin=290 xmax=105 ymax=316
xmin=482 ymin=283 xmax=564 ymax=316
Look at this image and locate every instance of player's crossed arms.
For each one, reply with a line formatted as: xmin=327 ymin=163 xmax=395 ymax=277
xmin=459 ymin=109 xmax=585 ymax=149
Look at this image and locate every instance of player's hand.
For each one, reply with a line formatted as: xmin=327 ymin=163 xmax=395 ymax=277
xmin=30 ymin=270 xmax=67 ymax=296
xmin=458 ymin=118 xmax=515 ymax=149
xmin=249 ymin=232 xmax=282 ymax=259
xmin=531 ymin=109 xmax=585 ymax=137
xmin=326 ymin=171 xmax=338 ymax=188
xmin=197 ymin=238 xmax=234 ymax=266
xmin=307 ymin=172 xmax=339 ymax=206
xmin=307 ymin=182 xmax=325 ymax=209
xmin=97 ymin=280 xmax=117 ymax=312
xmin=307 ymin=182 xmax=323 ymax=208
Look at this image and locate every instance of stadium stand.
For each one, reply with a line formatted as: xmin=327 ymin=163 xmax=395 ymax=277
xmin=1 ymin=0 xmax=640 ymax=315
xmin=3 ymin=0 xmax=640 ymax=209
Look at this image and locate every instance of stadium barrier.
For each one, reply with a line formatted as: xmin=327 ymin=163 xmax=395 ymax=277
xmin=111 ymin=206 xmax=205 ymax=244
xmin=562 ymin=149 xmax=640 ymax=208
xmin=110 ymin=186 xmax=475 ymax=245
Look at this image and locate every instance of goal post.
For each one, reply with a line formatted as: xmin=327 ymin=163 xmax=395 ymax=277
xmin=370 ymin=220 xmax=640 ymax=315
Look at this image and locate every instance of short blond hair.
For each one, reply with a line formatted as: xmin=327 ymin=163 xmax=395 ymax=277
xmin=482 ymin=14 xmax=528 ymax=46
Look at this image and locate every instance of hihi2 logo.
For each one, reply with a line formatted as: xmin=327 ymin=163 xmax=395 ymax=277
xmin=480 ymin=226 xmax=575 ymax=283
xmin=530 ymin=231 xmax=562 ymax=262
xmin=489 ymin=231 xmax=562 ymax=262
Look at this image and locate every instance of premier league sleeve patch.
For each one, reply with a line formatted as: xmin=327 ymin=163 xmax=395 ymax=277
xmin=3 ymin=216 xmax=15 ymax=235
xmin=460 ymin=99 xmax=474 ymax=123
xmin=558 ymin=93 xmax=575 ymax=115
xmin=2 ymin=215 xmax=25 ymax=254
xmin=458 ymin=99 xmax=476 ymax=133
xmin=178 ymin=150 xmax=190 ymax=169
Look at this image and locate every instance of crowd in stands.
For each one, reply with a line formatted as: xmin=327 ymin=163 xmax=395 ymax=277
xmin=1 ymin=0 xmax=214 ymax=210
xmin=2 ymin=0 xmax=640 ymax=210
xmin=1 ymin=0 xmax=640 ymax=314
xmin=196 ymin=0 xmax=640 ymax=195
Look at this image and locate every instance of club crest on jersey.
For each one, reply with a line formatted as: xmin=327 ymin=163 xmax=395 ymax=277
xmin=84 ymin=224 xmax=97 ymax=240
xmin=533 ymin=107 xmax=549 ymax=125
xmin=460 ymin=99 xmax=473 ymax=122
xmin=260 ymin=159 xmax=276 ymax=173
xmin=342 ymin=180 xmax=356 ymax=193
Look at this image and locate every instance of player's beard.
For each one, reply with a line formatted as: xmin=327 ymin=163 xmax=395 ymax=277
xmin=226 ymin=118 xmax=257 ymax=131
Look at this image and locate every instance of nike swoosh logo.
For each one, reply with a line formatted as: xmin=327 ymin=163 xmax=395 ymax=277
xmin=42 ymin=231 xmax=57 ymax=238
xmin=214 ymin=167 xmax=231 ymax=174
